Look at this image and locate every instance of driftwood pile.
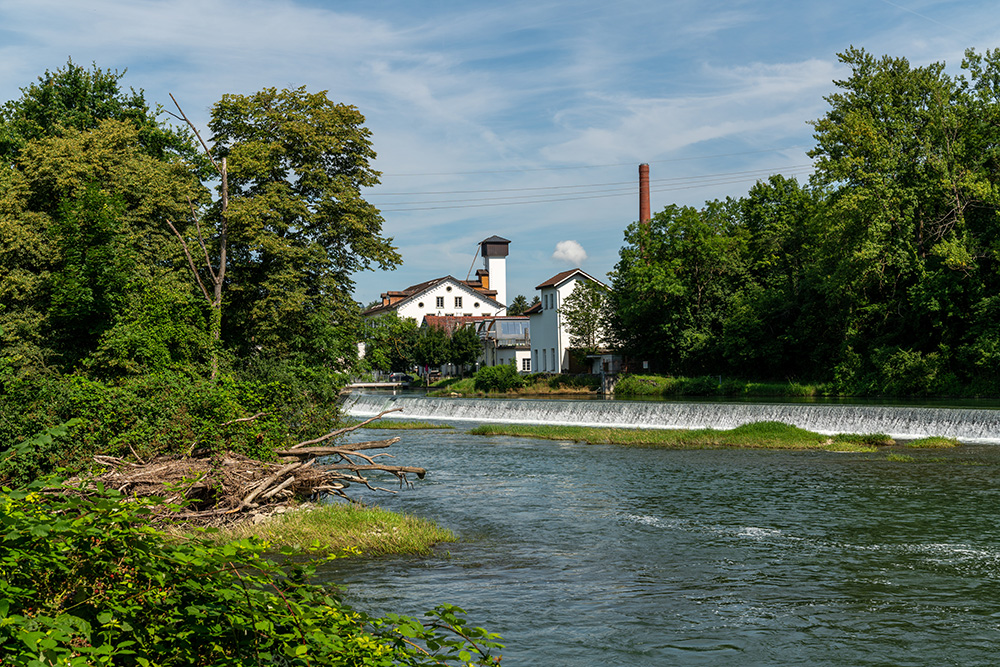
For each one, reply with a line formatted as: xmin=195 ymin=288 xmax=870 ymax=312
xmin=62 ymin=409 xmax=424 ymax=526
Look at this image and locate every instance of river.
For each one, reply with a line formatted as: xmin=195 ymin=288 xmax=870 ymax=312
xmin=323 ymin=395 xmax=1000 ymax=665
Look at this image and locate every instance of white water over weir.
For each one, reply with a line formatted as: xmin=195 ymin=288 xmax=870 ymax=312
xmin=341 ymin=393 xmax=1000 ymax=444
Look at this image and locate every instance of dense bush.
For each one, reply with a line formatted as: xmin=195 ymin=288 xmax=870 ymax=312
xmin=473 ymin=363 xmax=526 ymax=393
xmin=0 ymin=361 xmax=348 ymax=486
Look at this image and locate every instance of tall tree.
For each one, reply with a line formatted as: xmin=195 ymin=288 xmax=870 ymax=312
xmin=809 ymin=47 xmax=1000 ymax=390
xmin=558 ymin=280 xmax=609 ymax=354
xmin=207 ymin=87 xmax=401 ymax=363
xmin=449 ymin=325 xmax=482 ymax=375
xmin=0 ymin=59 xmax=194 ymax=163
xmin=0 ymin=119 xmax=205 ymax=378
xmin=608 ymin=203 xmax=745 ymax=373
xmin=361 ymin=313 xmax=419 ymax=373
xmin=507 ymin=294 xmax=529 ymax=315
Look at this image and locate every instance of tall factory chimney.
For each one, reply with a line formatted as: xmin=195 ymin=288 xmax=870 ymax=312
xmin=639 ymin=163 xmax=651 ymax=224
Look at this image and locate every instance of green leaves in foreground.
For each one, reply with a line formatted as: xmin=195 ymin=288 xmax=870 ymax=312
xmin=0 ymin=481 xmax=502 ymax=666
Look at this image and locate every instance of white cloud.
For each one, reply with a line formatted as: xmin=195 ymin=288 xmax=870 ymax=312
xmin=552 ymin=240 xmax=588 ymax=265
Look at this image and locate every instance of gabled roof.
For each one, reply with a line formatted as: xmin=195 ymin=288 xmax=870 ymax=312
xmin=363 ymin=276 xmax=504 ymax=317
xmin=535 ymin=268 xmax=605 ymax=290
xmin=523 ymin=302 xmax=542 ymax=315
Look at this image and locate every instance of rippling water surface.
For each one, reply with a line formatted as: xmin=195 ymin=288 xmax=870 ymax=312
xmin=320 ymin=424 xmax=1000 ymax=666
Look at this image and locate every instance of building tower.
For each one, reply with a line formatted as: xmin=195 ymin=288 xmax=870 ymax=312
xmin=480 ymin=236 xmax=510 ymax=308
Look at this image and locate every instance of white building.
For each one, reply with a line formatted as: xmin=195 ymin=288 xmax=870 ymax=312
xmin=363 ymin=236 xmax=510 ymax=321
xmin=477 ymin=316 xmax=531 ymax=373
xmin=527 ymin=268 xmax=606 ymax=373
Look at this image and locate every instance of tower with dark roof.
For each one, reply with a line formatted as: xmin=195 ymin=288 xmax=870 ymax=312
xmin=480 ymin=236 xmax=510 ymax=307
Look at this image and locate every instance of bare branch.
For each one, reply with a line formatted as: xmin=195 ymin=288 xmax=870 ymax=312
xmin=275 ymin=437 xmax=400 ymax=457
xmin=169 ymin=93 xmax=222 ymax=176
xmin=167 ymin=219 xmax=213 ymax=303
xmin=187 ymin=196 xmax=218 ymax=285
xmin=222 ymin=412 xmax=266 ymax=427
xmin=291 ymin=409 xmax=404 ymax=449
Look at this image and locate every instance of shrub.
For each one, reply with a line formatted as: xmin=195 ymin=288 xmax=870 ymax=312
xmin=473 ymin=362 xmax=526 ymax=393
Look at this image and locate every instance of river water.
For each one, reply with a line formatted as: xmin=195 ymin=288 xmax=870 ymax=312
xmin=324 ymin=397 xmax=1000 ymax=666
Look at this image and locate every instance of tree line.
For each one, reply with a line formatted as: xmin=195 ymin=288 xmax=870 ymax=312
xmin=0 ymin=60 xmax=399 ymax=478
xmin=606 ymin=47 xmax=1000 ymax=396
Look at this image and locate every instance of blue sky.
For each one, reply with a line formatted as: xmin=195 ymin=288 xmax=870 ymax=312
xmin=1 ymin=0 xmax=996 ymax=305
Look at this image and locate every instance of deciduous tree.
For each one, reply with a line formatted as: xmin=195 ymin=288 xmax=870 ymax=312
xmin=207 ymin=86 xmax=401 ymax=364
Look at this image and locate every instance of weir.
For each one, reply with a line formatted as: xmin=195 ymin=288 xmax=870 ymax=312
xmin=341 ymin=393 xmax=1000 ymax=444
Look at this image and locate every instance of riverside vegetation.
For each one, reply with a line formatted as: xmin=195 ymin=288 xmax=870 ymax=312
xmin=467 ymin=421 xmax=961 ymax=452
xmin=0 ymin=62 xmax=501 ymax=665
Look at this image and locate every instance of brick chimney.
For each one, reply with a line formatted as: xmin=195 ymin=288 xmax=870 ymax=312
xmin=639 ymin=163 xmax=650 ymax=224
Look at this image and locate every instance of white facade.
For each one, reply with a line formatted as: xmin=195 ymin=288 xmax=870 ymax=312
xmin=388 ymin=278 xmax=505 ymax=321
xmin=528 ymin=269 xmax=605 ymax=373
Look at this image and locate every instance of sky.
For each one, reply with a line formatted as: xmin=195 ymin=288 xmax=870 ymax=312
xmin=1 ymin=0 xmax=997 ymax=306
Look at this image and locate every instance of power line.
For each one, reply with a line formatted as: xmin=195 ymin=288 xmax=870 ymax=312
xmin=376 ymin=165 xmax=814 ymax=212
xmin=374 ymin=164 xmax=814 ymax=212
xmin=369 ymin=165 xmax=814 ymax=198
xmin=379 ymin=146 xmax=810 ymax=177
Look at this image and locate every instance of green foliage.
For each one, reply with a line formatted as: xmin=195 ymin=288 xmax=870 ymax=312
xmin=0 ymin=58 xmax=194 ymax=162
xmin=413 ymin=325 xmax=450 ymax=370
xmin=468 ymin=420 xmax=831 ymax=449
xmin=362 ymin=313 xmax=419 ymax=373
xmin=603 ymin=46 xmax=1000 ymax=396
xmin=0 ymin=362 xmax=348 ymax=486
xmin=209 ymin=86 xmax=401 ymax=362
xmin=608 ymin=201 xmax=746 ymax=374
xmin=507 ymin=294 xmax=530 ymax=316
xmin=473 ymin=362 xmax=526 ymax=393
xmin=0 ymin=480 xmax=502 ymax=666
xmin=613 ymin=374 xmax=834 ymax=398
xmin=448 ymin=325 xmax=482 ymax=374
xmin=558 ymin=279 xmax=608 ymax=354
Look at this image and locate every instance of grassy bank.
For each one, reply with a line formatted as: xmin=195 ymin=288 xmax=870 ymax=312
xmin=613 ymin=374 xmax=836 ymax=398
xmin=468 ymin=421 xmax=960 ymax=451
xmin=203 ymin=503 xmax=457 ymax=556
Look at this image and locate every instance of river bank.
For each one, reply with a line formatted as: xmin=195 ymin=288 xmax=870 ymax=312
xmin=199 ymin=502 xmax=457 ymax=556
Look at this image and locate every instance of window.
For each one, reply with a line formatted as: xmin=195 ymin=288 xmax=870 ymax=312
xmin=418 ymin=302 xmax=425 ymax=308
xmin=454 ymin=296 xmax=462 ymax=308
xmin=435 ymin=296 xmax=444 ymax=308
xmin=522 ymin=358 xmax=531 ymax=372
xmin=542 ymin=349 xmax=547 ymax=371
xmin=473 ymin=302 xmax=480 ymax=308
xmin=552 ymin=348 xmax=557 ymax=370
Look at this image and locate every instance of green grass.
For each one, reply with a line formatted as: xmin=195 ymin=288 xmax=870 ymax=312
xmin=467 ymin=421 xmax=876 ymax=449
xmin=203 ymin=503 xmax=457 ymax=556
xmin=467 ymin=421 xmax=959 ymax=451
xmin=905 ymin=436 xmax=961 ymax=448
xmin=823 ymin=441 xmax=878 ymax=452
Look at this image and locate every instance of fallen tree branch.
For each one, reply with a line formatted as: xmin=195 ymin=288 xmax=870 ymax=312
xmin=290 ymin=409 xmax=404 ymax=449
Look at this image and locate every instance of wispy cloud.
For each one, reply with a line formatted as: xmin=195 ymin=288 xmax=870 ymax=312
xmin=2 ymin=0 xmax=998 ymax=303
